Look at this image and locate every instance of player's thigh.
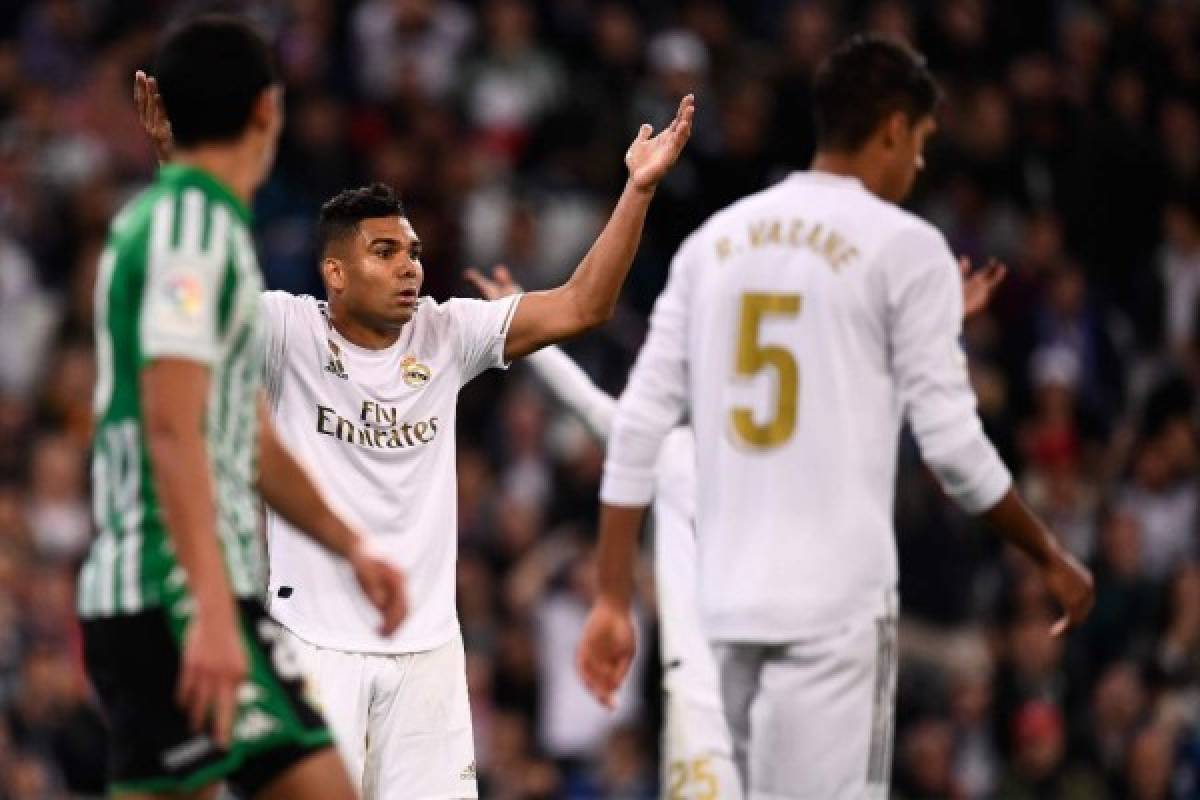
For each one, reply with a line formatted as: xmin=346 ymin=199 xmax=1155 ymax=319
xmin=363 ymin=633 xmax=477 ymax=800
xmin=285 ymin=629 xmax=371 ymax=788
xmin=662 ymin=690 xmax=741 ymax=800
xmin=748 ymin=615 xmax=898 ymax=800
xmin=253 ymin=747 xmax=356 ymax=800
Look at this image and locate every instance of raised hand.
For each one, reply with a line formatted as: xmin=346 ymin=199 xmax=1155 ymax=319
xmin=134 ymin=70 xmax=173 ymax=164
xmin=960 ymin=256 xmax=1007 ymax=318
xmin=464 ymin=265 xmax=522 ymax=301
xmin=576 ymin=598 xmax=636 ymax=710
xmin=625 ymin=94 xmax=695 ymax=192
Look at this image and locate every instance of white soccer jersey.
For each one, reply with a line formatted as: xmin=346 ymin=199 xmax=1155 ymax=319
xmin=524 ymin=349 xmax=721 ymax=704
xmin=601 ymin=171 xmax=1013 ymax=642
xmin=261 ymin=291 xmax=520 ymax=653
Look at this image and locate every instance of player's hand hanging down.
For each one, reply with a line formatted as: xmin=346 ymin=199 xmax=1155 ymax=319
xmin=348 ymin=541 xmax=408 ymax=636
xmin=134 ymin=70 xmax=173 ymax=164
xmin=178 ymin=600 xmax=247 ymax=750
xmin=625 ymin=94 xmax=695 ymax=192
xmin=576 ymin=594 xmax=637 ymax=710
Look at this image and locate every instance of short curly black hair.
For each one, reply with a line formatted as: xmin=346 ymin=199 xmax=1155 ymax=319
xmin=812 ymin=34 xmax=941 ymax=153
xmin=156 ymin=14 xmax=277 ymax=148
xmin=317 ymin=183 xmax=407 ymax=256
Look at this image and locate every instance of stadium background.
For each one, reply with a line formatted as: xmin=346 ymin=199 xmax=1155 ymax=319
xmin=0 ymin=0 xmax=1198 ymax=797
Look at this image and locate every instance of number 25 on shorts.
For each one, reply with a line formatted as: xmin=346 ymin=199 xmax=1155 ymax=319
xmin=667 ymin=756 xmax=719 ymax=800
xmin=730 ymin=292 xmax=802 ymax=449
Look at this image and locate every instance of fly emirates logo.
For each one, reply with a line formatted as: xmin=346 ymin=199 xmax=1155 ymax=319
xmin=314 ymin=399 xmax=439 ymax=451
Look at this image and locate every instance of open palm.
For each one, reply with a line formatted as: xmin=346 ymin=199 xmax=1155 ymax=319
xmin=625 ymin=94 xmax=695 ymax=191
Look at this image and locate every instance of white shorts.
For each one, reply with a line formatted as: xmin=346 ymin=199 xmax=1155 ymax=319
xmin=287 ymin=629 xmax=477 ymax=800
xmin=711 ymin=595 xmax=898 ymax=800
xmin=663 ymin=690 xmax=742 ymax=799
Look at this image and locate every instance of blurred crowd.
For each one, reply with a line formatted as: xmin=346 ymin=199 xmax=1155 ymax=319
xmin=0 ymin=0 xmax=1198 ymax=797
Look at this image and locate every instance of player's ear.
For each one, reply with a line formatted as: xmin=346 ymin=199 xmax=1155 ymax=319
xmin=880 ymin=110 xmax=910 ymax=151
xmin=322 ymin=257 xmax=346 ymax=295
xmin=250 ymin=86 xmax=283 ymax=137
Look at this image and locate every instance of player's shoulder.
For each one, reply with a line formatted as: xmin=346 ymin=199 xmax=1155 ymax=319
xmin=259 ymin=290 xmax=324 ymax=329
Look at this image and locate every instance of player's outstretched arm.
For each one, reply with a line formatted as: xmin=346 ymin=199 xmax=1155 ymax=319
xmin=142 ymin=360 xmax=244 ymax=750
xmin=498 ymin=94 xmax=694 ymax=362
xmin=256 ymin=399 xmax=407 ymax=635
xmin=466 ymin=266 xmax=617 ymax=439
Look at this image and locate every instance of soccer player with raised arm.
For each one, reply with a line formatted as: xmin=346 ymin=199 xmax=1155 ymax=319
xmin=134 ymin=69 xmax=693 ymax=797
xmin=80 ymin=17 xmax=405 ymax=800
xmin=577 ymin=35 xmax=1094 ymax=799
xmin=466 ymin=256 xmax=1005 ymax=799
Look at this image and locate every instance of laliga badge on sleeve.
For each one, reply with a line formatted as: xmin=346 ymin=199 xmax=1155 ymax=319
xmin=401 ymin=355 xmax=432 ymax=388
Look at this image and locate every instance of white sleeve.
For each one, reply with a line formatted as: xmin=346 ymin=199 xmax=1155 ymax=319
xmin=525 ymin=347 xmax=616 ymax=441
xmin=259 ymin=291 xmax=292 ymax=410
xmin=139 ymin=194 xmax=227 ymax=365
xmin=448 ymin=295 xmax=523 ymax=385
xmin=600 ymin=238 xmax=694 ymax=507
xmin=887 ymin=225 xmax=1012 ymax=514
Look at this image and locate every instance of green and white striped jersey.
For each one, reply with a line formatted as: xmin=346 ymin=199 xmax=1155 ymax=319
xmin=79 ymin=164 xmax=264 ymax=618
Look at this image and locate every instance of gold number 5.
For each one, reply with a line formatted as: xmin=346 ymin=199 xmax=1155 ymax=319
xmin=730 ymin=293 xmax=802 ymax=449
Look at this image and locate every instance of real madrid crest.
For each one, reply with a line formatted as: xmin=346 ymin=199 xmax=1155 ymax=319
xmin=401 ymin=355 xmax=432 ymax=388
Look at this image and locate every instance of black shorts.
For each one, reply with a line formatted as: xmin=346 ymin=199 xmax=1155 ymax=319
xmin=81 ymin=598 xmax=334 ymax=797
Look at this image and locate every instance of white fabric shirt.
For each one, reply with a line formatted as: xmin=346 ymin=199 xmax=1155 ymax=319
xmin=601 ymin=171 xmax=1013 ymax=641
xmin=261 ymin=291 xmax=520 ymax=653
xmin=525 ymin=348 xmax=719 ymax=703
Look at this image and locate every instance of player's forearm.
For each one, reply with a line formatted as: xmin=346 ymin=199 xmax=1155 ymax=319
xmin=145 ymin=419 xmax=235 ymax=618
xmin=525 ymin=347 xmax=616 ymax=440
xmin=981 ymin=488 xmax=1064 ymax=567
xmin=594 ymin=503 xmax=647 ymax=607
xmin=562 ymin=179 xmax=654 ymax=328
xmin=256 ymin=408 xmax=361 ymax=560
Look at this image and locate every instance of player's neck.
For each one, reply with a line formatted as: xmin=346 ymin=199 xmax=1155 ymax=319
xmin=809 ymin=151 xmax=885 ymax=198
xmin=171 ymin=146 xmax=260 ymax=207
xmin=328 ymin=304 xmax=405 ymax=351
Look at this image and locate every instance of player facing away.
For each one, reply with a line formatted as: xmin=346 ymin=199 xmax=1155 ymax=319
xmin=79 ymin=16 xmax=406 ymax=800
xmin=577 ymin=34 xmax=1095 ymax=799
xmin=135 ymin=67 xmax=695 ymax=795
xmin=466 ymin=258 xmax=1005 ymax=799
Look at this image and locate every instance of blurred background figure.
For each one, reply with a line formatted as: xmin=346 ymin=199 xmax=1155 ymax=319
xmin=2 ymin=0 xmax=1200 ymax=795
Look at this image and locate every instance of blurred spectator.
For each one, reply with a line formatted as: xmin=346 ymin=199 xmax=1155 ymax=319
xmin=994 ymin=701 xmax=1109 ymax=800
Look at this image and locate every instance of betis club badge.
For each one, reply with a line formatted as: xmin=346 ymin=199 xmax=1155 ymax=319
xmin=401 ymin=355 xmax=432 ymax=388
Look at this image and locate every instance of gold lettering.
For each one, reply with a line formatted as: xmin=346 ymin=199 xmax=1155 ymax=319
xmin=373 ymin=429 xmax=388 ymax=447
xmin=335 ymin=417 xmax=355 ymax=443
xmin=764 ymin=219 xmax=782 ymax=245
xmin=414 ymin=422 xmax=430 ymax=443
xmin=788 ymin=218 xmax=805 ymax=246
xmin=805 ymin=223 xmax=824 ymax=250
xmin=360 ymin=400 xmax=375 ymax=423
xmin=383 ymin=406 xmax=397 ymax=427
xmin=716 ymin=236 xmax=732 ymax=261
xmin=748 ymin=221 xmax=767 ymax=247
xmin=387 ymin=429 xmax=402 ymax=448
xmin=399 ymin=422 xmax=416 ymax=447
xmin=429 ymin=416 xmax=439 ymax=434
